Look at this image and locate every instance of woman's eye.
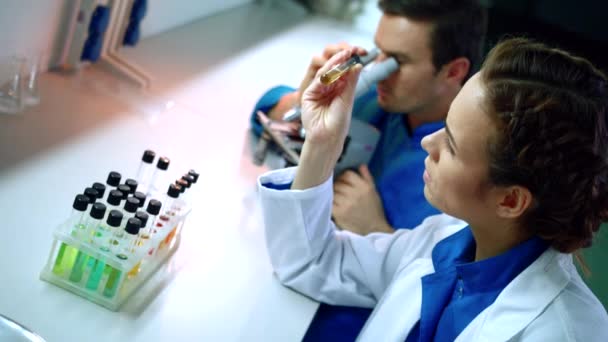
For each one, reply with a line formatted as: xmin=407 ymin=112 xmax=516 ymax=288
xmin=445 ymin=136 xmax=455 ymax=155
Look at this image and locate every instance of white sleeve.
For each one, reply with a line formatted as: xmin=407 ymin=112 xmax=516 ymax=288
xmin=258 ymin=167 xmax=466 ymax=308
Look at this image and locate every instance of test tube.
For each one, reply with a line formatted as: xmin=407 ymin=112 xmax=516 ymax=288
xmin=320 ymin=55 xmax=362 ymax=85
xmin=175 ymin=179 xmax=188 ymax=203
xmin=85 ymin=256 xmax=107 ymax=291
xmin=163 ymin=184 xmax=181 ymax=216
xmin=69 ymin=202 xmax=106 ymax=283
xmin=140 ymin=200 xmax=159 ymax=244
xmin=143 ymin=199 xmax=162 ymax=255
xmin=99 ymin=210 xmax=123 ymax=297
xmin=116 ymin=217 xmax=141 ymax=259
xmin=136 ymin=150 xmax=156 ymax=187
xmin=147 ymin=157 xmax=170 ymax=194
xmin=134 ymin=211 xmax=149 ymax=240
xmin=181 ymin=174 xmax=195 ymax=200
xmin=51 ymin=194 xmax=89 ymax=276
xmin=127 ymin=211 xmax=149 ymax=277
xmin=104 ymin=210 xmax=123 ymax=251
xmin=86 ymin=202 xmax=107 ymax=243
xmin=110 ymin=198 xmax=139 ymax=248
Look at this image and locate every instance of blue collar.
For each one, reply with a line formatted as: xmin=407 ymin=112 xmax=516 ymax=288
xmin=411 ymin=121 xmax=445 ymax=141
xmin=432 ymin=227 xmax=549 ymax=291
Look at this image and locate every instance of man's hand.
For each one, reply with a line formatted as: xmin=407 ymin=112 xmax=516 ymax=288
xmin=332 ymin=165 xmax=394 ymax=235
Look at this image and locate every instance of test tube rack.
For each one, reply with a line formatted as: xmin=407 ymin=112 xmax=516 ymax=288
xmin=40 ymin=201 xmax=191 ymax=311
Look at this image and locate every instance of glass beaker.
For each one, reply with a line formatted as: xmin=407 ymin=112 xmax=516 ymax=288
xmin=0 ymin=55 xmax=25 ymax=115
xmin=23 ymin=53 xmax=42 ymax=106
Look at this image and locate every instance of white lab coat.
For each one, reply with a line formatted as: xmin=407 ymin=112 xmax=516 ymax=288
xmin=258 ymin=168 xmax=608 ymax=341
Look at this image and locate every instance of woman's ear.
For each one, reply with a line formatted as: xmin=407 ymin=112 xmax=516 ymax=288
xmin=495 ymin=186 xmax=533 ymax=219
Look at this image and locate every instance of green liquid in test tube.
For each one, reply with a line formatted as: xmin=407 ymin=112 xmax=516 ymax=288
xmin=87 ymin=209 xmax=123 ymax=290
xmin=69 ymin=202 xmax=107 ymax=283
xmin=86 ymin=259 xmax=106 ymax=290
xmin=102 ymin=266 xmax=123 ymax=298
xmin=69 ymin=250 xmax=89 ymax=282
xmin=103 ymin=218 xmax=140 ymax=297
xmin=52 ymin=195 xmax=90 ymax=276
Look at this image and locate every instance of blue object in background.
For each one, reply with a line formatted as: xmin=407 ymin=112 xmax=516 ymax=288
xmin=123 ymin=0 xmax=147 ymax=46
xmin=81 ymin=6 xmax=111 ymax=62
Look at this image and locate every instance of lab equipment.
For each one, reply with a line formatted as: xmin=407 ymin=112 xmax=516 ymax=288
xmin=135 ymin=149 xmax=155 ymax=186
xmin=40 ymin=152 xmax=195 ymax=311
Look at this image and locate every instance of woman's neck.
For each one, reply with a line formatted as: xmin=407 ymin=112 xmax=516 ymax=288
xmin=470 ymin=221 xmax=533 ymax=261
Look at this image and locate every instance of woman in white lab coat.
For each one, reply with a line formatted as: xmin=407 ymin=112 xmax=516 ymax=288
xmin=258 ymin=38 xmax=608 ymax=341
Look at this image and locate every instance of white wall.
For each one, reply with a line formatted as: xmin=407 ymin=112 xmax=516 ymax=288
xmin=0 ymin=0 xmax=65 ymax=64
xmin=0 ymin=0 xmax=254 ymax=69
xmin=141 ymin=0 xmax=253 ymax=38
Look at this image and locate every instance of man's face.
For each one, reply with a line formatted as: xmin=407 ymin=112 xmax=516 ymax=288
xmin=374 ymin=14 xmax=444 ymax=114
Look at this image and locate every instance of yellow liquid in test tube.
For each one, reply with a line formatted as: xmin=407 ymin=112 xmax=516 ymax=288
xmin=320 ymin=56 xmax=361 ymax=85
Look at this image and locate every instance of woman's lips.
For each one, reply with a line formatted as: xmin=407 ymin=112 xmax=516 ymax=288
xmin=423 ymin=169 xmax=431 ymax=183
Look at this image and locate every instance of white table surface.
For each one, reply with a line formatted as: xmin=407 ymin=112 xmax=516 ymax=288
xmin=0 ymin=3 xmax=378 ymax=341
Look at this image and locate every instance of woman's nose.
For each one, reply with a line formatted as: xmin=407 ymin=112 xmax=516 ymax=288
xmin=421 ymin=132 xmax=439 ymax=162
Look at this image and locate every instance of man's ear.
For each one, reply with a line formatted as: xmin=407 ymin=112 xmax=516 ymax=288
xmin=495 ymin=185 xmax=533 ymax=219
xmin=442 ymin=57 xmax=470 ymax=85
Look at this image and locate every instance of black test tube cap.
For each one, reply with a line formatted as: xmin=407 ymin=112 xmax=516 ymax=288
xmin=146 ymin=199 xmax=162 ymax=216
xmin=117 ymin=185 xmax=130 ymax=199
xmin=92 ymin=182 xmax=106 ymax=199
xmin=73 ymin=194 xmax=90 ymax=212
xmin=125 ymin=179 xmax=138 ymax=194
xmin=181 ymin=174 xmax=194 ymax=188
xmin=124 ymin=197 xmax=140 ymax=213
xmin=107 ymin=210 xmax=123 ymax=227
xmin=90 ymin=202 xmax=107 ymax=219
xmin=134 ymin=191 xmax=147 ymax=208
xmin=142 ymin=150 xmax=156 ymax=164
xmin=135 ymin=211 xmax=149 ymax=227
xmin=108 ymin=190 xmax=123 ymax=206
xmin=83 ymin=187 xmax=99 ymax=204
xmin=106 ymin=171 xmax=122 ymax=187
xmin=167 ymin=184 xmax=181 ymax=198
xmin=188 ymin=170 xmax=199 ymax=183
xmin=125 ymin=218 xmax=142 ymax=235
xmin=157 ymin=157 xmax=170 ymax=171
xmin=175 ymin=179 xmax=188 ymax=193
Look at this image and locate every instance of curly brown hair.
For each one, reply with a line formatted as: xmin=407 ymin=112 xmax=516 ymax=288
xmin=480 ymin=38 xmax=608 ymax=253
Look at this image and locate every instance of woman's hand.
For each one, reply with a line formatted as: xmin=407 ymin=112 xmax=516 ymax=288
xmin=295 ymin=43 xmax=366 ymax=107
xmin=292 ymin=48 xmax=363 ymax=190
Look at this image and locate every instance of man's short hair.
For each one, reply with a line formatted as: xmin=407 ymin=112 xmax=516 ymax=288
xmin=379 ymin=0 xmax=488 ymax=80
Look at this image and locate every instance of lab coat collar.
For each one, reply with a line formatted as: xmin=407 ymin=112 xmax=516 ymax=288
xmin=456 ymin=248 xmax=572 ymax=341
